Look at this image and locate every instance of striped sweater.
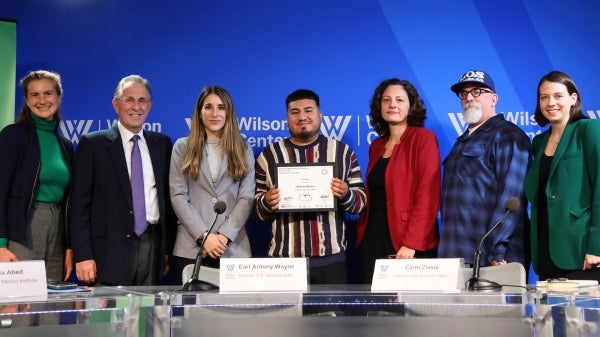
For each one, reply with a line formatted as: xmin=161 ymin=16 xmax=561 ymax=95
xmin=255 ymin=135 xmax=366 ymax=258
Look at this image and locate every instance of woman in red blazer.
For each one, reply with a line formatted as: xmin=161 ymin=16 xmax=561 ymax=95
xmin=357 ymin=78 xmax=441 ymax=283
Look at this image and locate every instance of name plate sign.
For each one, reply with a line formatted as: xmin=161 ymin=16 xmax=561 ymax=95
xmin=220 ymin=258 xmax=308 ymax=292
xmin=371 ymin=258 xmax=463 ymax=291
xmin=0 ymin=260 xmax=47 ymax=301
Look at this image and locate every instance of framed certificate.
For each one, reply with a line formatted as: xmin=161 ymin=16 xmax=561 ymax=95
xmin=274 ymin=162 xmax=337 ymax=212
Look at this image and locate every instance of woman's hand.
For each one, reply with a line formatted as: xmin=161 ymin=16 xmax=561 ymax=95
xmin=203 ymin=233 xmax=229 ymax=259
xmin=393 ymin=246 xmax=415 ymax=259
xmin=0 ymin=247 xmax=18 ymax=262
xmin=583 ymin=254 xmax=600 ymax=270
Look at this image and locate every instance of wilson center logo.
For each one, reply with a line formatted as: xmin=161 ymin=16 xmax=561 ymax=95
xmin=58 ymin=120 xmax=95 ymax=144
xmin=320 ymin=115 xmax=352 ymax=140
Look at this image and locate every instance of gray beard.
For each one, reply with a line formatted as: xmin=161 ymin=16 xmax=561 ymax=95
xmin=463 ymin=103 xmax=483 ymax=124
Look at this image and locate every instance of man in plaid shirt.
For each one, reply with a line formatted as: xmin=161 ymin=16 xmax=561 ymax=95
xmin=439 ymin=70 xmax=532 ymax=268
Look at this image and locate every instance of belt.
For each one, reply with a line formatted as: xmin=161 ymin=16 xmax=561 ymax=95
xmin=133 ymin=222 xmax=158 ymax=237
xmin=144 ymin=222 xmax=158 ymax=233
xmin=33 ymin=201 xmax=62 ymax=210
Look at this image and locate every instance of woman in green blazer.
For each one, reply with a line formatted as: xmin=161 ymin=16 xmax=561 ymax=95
xmin=525 ymin=71 xmax=600 ymax=281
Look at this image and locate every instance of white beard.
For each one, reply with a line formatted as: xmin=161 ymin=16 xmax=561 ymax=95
xmin=462 ymin=102 xmax=483 ymax=124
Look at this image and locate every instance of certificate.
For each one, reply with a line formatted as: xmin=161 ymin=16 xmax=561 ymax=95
xmin=275 ymin=163 xmax=337 ymax=212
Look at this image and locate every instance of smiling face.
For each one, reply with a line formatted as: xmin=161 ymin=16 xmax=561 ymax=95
xmin=538 ymin=80 xmax=577 ymax=127
xmin=380 ymin=84 xmax=409 ymax=127
xmin=201 ymin=93 xmax=227 ymax=140
xmin=112 ymin=81 xmax=152 ymax=133
xmin=286 ymin=98 xmax=322 ymax=145
xmin=25 ymin=79 xmax=61 ymax=120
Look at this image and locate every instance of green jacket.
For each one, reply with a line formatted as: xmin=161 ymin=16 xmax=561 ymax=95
xmin=525 ymin=119 xmax=600 ymax=272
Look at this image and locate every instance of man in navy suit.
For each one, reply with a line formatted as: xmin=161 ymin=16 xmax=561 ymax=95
xmin=69 ymin=75 xmax=175 ymax=285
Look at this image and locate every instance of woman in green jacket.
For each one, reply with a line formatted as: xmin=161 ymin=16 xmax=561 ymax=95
xmin=525 ymin=71 xmax=600 ymax=280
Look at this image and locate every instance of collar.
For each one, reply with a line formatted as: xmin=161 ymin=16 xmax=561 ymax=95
xmin=117 ymin=121 xmax=144 ymax=143
xmin=466 ymin=114 xmax=505 ymax=134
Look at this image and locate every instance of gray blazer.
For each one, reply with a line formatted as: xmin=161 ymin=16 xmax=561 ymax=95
xmin=169 ymin=137 xmax=254 ymax=259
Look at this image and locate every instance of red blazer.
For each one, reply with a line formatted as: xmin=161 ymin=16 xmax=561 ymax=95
xmin=356 ymin=126 xmax=441 ymax=251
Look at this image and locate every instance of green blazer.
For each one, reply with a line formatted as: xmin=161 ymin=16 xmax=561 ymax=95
xmin=525 ymin=119 xmax=600 ymax=272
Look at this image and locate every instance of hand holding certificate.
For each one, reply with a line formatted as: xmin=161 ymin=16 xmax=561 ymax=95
xmin=275 ymin=163 xmax=337 ymax=212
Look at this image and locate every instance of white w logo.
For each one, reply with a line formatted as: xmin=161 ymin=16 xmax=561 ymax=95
xmin=321 ymin=115 xmax=351 ymax=140
xmin=587 ymin=110 xmax=600 ymax=119
xmin=59 ymin=120 xmax=95 ymax=144
xmin=447 ymin=112 xmax=467 ymax=136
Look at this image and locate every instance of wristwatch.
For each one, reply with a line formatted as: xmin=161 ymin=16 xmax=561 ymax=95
xmin=196 ymin=231 xmax=209 ymax=246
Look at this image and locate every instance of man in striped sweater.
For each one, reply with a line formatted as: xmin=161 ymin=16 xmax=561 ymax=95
xmin=255 ymin=89 xmax=366 ymax=284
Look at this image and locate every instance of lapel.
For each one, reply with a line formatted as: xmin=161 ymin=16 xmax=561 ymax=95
xmin=106 ymin=126 xmax=133 ymax=207
xmin=143 ymin=131 xmax=165 ymax=207
xmin=532 ymin=131 xmax=550 ymax=165
xmin=526 ymin=131 xmax=549 ymax=201
xmin=144 ymin=131 xmax=159 ymax=179
xmin=547 ymin=122 xmax=576 ymax=181
xmin=200 ymin=145 xmax=228 ymax=193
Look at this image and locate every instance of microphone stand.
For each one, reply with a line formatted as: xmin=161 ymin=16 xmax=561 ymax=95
xmin=466 ymin=248 xmax=502 ymax=291
xmin=182 ymin=210 xmax=221 ymax=291
xmin=466 ymin=208 xmax=514 ymax=291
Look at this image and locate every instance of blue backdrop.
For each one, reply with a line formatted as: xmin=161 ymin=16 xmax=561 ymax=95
xmin=2 ymin=0 xmax=599 ymax=282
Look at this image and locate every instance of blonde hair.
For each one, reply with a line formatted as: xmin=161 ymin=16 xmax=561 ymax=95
xmin=181 ymin=85 xmax=249 ymax=181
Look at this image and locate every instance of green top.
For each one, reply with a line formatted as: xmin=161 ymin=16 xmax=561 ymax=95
xmin=0 ymin=116 xmax=70 ymax=249
xmin=32 ymin=114 xmax=71 ymax=203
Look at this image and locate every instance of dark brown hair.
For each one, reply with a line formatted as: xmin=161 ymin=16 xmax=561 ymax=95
xmin=534 ymin=71 xmax=586 ymax=126
xmin=369 ymin=78 xmax=426 ymax=136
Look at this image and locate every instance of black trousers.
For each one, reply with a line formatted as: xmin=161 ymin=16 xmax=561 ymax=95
xmin=104 ymin=224 xmax=160 ymax=286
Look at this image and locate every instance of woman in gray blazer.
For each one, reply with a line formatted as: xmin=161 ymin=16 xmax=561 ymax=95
xmin=169 ymin=85 xmax=255 ymax=283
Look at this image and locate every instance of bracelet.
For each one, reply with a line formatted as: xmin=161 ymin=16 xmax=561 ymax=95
xmin=196 ymin=231 xmax=209 ymax=246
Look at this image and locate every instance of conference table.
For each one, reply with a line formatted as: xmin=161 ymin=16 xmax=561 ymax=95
xmin=0 ymin=284 xmax=599 ymax=337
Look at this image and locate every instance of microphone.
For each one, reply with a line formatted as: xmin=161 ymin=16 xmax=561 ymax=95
xmin=466 ymin=197 xmax=520 ymax=291
xmin=182 ymin=200 xmax=226 ymax=291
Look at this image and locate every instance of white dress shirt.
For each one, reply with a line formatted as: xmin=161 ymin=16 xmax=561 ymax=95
xmin=117 ymin=122 xmax=159 ymax=224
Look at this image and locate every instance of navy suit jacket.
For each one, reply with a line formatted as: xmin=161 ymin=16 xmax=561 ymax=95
xmin=69 ymin=125 xmax=175 ymax=284
xmin=0 ymin=120 xmax=73 ymax=243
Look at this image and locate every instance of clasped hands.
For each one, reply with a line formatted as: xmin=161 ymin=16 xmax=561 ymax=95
xmin=199 ymin=232 xmax=229 ymax=259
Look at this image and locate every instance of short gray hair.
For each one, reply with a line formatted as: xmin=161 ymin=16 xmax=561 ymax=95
xmin=113 ymin=75 xmax=152 ymax=99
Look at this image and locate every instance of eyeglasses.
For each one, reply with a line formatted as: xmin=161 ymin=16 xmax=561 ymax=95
xmin=457 ymin=88 xmax=494 ymax=100
xmin=116 ymin=97 xmax=152 ymax=106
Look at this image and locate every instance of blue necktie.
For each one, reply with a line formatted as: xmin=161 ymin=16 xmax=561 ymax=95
xmin=131 ymin=135 xmax=147 ymax=236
